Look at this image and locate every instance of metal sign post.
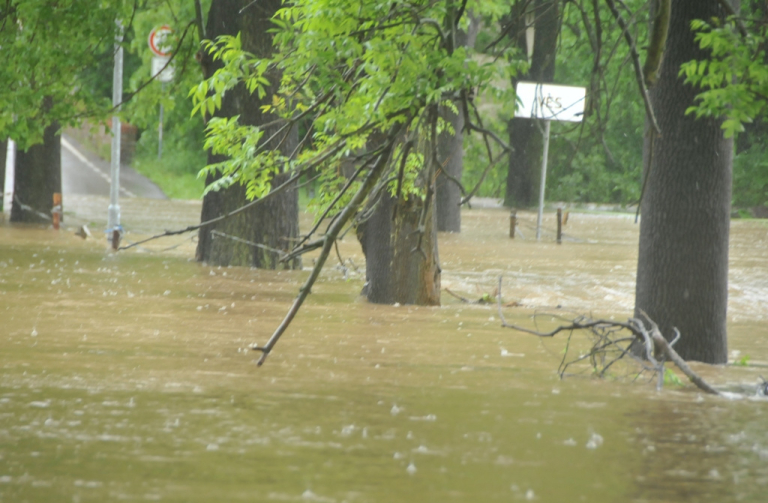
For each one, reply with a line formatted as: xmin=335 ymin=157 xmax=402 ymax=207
xmin=515 ymin=82 xmax=586 ymax=241
xmin=3 ymin=140 xmax=14 ymax=212
xmin=536 ymin=120 xmax=551 ymax=240
xmin=158 ymin=86 xmax=164 ymax=159
xmin=149 ymin=26 xmax=174 ymax=161
xmin=108 ymin=21 xmax=123 ymax=243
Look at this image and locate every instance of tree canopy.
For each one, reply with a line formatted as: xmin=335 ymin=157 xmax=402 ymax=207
xmin=0 ymin=1 xmax=125 ymax=148
xmin=191 ymin=0 xmax=517 ymax=207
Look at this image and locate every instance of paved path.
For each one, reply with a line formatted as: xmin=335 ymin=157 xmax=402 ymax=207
xmin=61 ymin=134 xmax=166 ymax=199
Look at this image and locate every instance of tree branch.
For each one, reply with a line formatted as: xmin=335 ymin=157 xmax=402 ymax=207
xmin=604 ymin=0 xmax=661 ymax=135
xmin=641 ymin=0 xmax=670 ymax=88
xmin=496 ymin=277 xmax=721 ymax=395
xmin=117 ymin=167 xmax=303 ymax=251
xmin=253 ymin=122 xmax=404 ymax=365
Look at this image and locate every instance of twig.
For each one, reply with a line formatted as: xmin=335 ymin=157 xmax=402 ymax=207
xmin=604 ymin=0 xmax=660 ymax=135
xmin=460 ymin=149 xmax=510 ymax=205
xmin=444 ymin=288 xmax=473 ymax=303
xmin=210 ymin=230 xmax=287 ymax=258
xmin=496 ymin=277 xmax=721 ymax=395
xmin=117 ymin=168 xmax=302 ymax=251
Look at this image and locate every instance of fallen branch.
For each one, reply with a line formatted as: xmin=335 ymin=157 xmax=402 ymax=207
xmin=496 ymin=276 xmax=720 ymax=395
xmin=638 ymin=311 xmax=720 ymax=395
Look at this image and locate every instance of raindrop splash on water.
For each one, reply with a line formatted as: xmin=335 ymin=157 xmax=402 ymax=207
xmin=586 ymin=432 xmax=604 ymax=450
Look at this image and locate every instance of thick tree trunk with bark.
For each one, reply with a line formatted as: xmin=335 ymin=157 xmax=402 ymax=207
xmin=435 ymin=18 xmax=480 ymax=232
xmin=436 ymin=104 xmax=464 ymax=232
xmin=635 ymin=0 xmax=732 ymax=364
xmin=357 ymin=191 xmax=441 ymax=305
xmin=504 ymin=0 xmax=560 ymax=208
xmin=11 ymin=121 xmax=61 ymax=224
xmin=196 ymin=0 xmax=300 ymax=269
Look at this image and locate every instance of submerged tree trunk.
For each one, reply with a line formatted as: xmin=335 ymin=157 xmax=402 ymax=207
xmin=435 ymin=104 xmax=464 ymax=232
xmin=196 ymin=0 xmax=300 ymax=269
xmin=11 ymin=120 xmax=61 ymax=224
xmin=357 ymin=191 xmax=440 ymax=305
xmin=634 ymin=0 xmax=731 ymax=363
xmin=504 ymin=0 xmax=560 ymax=208
xmin=435 ymin=17 xmax=480 ymax=232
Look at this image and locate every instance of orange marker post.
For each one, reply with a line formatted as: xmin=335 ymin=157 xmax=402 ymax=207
xmin=52 ymin=193 xmax=62 ymax=230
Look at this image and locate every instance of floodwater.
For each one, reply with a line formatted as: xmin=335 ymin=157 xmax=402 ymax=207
xmin=1 ymin=195 xmax=767 ymax=502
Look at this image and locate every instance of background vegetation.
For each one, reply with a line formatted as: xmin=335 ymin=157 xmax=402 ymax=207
xmin=18 ymin=0 xmax=765 ymax=211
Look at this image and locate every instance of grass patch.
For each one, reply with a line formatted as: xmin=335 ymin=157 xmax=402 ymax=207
xmin=132 ymin=153 xmax=204 ymax=200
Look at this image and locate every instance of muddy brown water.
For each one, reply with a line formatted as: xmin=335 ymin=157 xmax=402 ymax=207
xmin=1 ymin=196 xmax=767 ymax=502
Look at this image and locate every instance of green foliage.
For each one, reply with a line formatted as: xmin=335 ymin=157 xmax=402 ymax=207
xmin=120 ymin=0 xmax=209 ymax=200
xmin=681 ymin=8 xmax=768 ymax=208
xmin=462 ymin=0 xmax=647 ymax=205
xmin=733 ymin=143 xmax=768 ymax=209
xmin=192 ymin=0 xmax=516 ymax=217
xmin=0 ymin=0 xmax=209 ymax=201
xmin=0 ymin=1 xmax=128 ymax=148
xmin=732 ymin=354 xmax=751 ymax=367
xmin=663 ymin=368 xmax=684 ymax=387
xmin=131 ymin=114 xmax=207 ymax=200
xmin=682 ymin=16 xmax=768 ymax=138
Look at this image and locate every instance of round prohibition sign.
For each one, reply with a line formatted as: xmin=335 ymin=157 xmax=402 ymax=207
xmin=148 ymin=25 xmax=174 ymax=57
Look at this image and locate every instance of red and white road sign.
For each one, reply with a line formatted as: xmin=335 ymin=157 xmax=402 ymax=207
xmin=148 ymin=25 xmax=173 ymax=57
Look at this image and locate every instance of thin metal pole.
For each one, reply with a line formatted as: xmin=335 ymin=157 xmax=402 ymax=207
xmin=158 ymin=83 xmax=165 ymax=160
xmin=3 ymin=140 xmax=14 ymax=211
xmin=108 ymin=21 xmax=124 ymax=234
xmin=535 ymin=120 xmax=551 ymax=241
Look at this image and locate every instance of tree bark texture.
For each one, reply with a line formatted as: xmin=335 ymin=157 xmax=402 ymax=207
xmin=635 ymin=0 xmax=732 ymax=364
xmin=504 ymin=0 xmax=560 ymax=208
xmin=357 ymin=191 xmax=441 ymax=306
xmin=196 ymin=0 xmax=300 ymax=269
xmin=435 ymin=18 xmax=480 ymax=232
xmin=10 ymin=120 xmax=61 ymax=224
xmin=436 ymin=102 xmax=465 ymax=233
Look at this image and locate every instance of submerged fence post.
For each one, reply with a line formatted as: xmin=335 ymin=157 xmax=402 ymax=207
xmin=509 ymin=210 xmax=517 ymax=238
xmin=52 ymin=193 xmax=62 ymax=230
xmin=111 ymin=228 xmax=121 ymax=251
xmin=556 ymin=208 xmax=562 ymax=244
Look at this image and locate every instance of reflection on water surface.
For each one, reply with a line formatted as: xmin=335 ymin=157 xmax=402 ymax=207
xmin=1 ymin=196 xmax=767 ymax=502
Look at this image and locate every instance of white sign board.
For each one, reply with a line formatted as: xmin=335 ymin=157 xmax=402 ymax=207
xmin=515 ymin=82 xmax=586 ymax=122
xmin=151 ymin=56 xmax=174 ymax=82
xmin=148 ymin=25 xmax=173 ymax=57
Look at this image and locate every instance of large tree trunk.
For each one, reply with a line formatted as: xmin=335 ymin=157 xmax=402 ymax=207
xmin=11 ymin=120 xmax=61 ymax=224
xmin=196 ymin=0 xmax=300 ymax=269
xmin=634 ymin=0 xmax=732 ymax=363
xmin=504 ymin=0 xmax=560 ymax=208
xmin=435 ymin=17 xmax=481 ymax=232
xmin=357 ymin=191 xmax=441 ymax=305
xmin=435 ymin=103 xmax=465 ymax=233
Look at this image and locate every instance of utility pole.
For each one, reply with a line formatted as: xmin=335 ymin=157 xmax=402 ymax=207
xmin=108 ymin=21 xmax=124 ymax=239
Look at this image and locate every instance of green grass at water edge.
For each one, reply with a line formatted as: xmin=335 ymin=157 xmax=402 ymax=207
xmin=131 ymin=155 xmax=204 ymax=200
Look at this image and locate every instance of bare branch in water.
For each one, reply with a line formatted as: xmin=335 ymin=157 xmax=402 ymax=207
xmin=496 ymin=276 xmax=720 ymax=395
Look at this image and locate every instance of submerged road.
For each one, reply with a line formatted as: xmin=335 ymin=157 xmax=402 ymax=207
xmin=61 ymin=134 xmax=166 ymax=199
